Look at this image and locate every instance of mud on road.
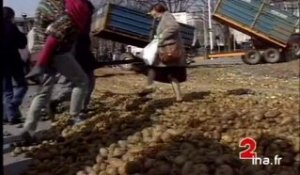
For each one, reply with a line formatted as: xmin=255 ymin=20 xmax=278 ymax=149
xmin=5 ymin=58 xmax=300 ymax=175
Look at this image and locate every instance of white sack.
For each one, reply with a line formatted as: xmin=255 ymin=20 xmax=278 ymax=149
xmin=27 ymin=28 xmax=35 ymax=54
xmin=142 ymin=38 xmax=159 ymax=65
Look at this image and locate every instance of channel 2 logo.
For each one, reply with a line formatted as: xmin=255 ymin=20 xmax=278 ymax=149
xmin=239 ymin=137 xmax=282 ymax=165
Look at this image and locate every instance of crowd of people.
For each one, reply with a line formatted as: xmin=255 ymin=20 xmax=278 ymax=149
xmin=2 ymin=0 xmax=187 ymax=145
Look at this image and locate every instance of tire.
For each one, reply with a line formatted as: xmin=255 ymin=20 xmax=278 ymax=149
xmin=263 ymin=48 xmax=281 ymax=63
xmin=119 ymin=52 xmax=135 ymax=70
xmin=186 ymin=56 xmax=195 ymax=65
xmin=286 ymin=34 xmax=300 ymax=61
xmin=242 ymin=50 xmax=262 ymax=65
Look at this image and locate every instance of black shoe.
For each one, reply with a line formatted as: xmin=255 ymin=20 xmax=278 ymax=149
xmin=3 ymin=118 xmax=9 ymax=125
xmin=49 ymin=100 xmax=60 ymax=114
xmin=8 ymin=118 xmax=23 ymax=125
xmin=19 ymin=131 xmax=36 ymax=146
xmin=15 ymin=109 xmax=22 ymax=118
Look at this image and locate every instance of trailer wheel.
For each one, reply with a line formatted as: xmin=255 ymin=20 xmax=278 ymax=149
xmin=286 ymin=34 xmax=300 ymax=61
xmin=263 ymin=48 xmax=281 ymax=63
xmin=242 ymin=50 xmax=262 ymax=65
xmin=292 ymin=43 xmax=300 ymax=56
xmin=120 ymin=53 xmax=134 ymax=70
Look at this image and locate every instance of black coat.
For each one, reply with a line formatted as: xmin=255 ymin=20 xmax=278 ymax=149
xmin=2 ymin=21 xmax=27 ymax=74
xmin=75 ymin=34 xmax=96 ymax=72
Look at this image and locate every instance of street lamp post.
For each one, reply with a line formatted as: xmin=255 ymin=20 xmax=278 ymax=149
xmin=21 ymin=13 xmax=28 ymax=33
xmin=298 ymin=0 xmax=300 ymax=32
xmin=208 ymin=0 xmax=214 ymax=52
xmin=202 ymin=6 xmax=208 ymax=48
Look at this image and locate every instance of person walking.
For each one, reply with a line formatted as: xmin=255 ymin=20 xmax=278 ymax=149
xmin=141 ymin=3 xmax=187 ymax=102
xmin=25 ymin=27 xmax=43 ymax=84
xmin=2 ymin=7 xmax=28 ymax=124
xmin=49 ymin=1 xmax=97 ymax=116
xmin=19 ymin=0 xmax=93 ymax=142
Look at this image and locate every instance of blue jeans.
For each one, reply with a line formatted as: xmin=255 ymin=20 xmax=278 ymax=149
xmin=23 ymin=52 xmax=88 ymax=133
xmin=3 ymin=69 xmax=28 ymax=121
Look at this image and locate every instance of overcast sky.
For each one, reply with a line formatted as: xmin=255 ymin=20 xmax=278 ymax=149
xmin=3 ymin=0 xmax=40 ymax=17
xmin=3 ymin=0 xmax=205 ymax=18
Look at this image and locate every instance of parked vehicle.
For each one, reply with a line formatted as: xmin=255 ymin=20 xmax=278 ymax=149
xmin=213 ymin=0 xmax=300 ymax=64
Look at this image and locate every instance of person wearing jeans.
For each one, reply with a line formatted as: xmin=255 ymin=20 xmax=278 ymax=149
xmin=49 ymin=71 xmax=95 ymax=116
xmin=19 ymin=0 xmax=93 ymax=142
xmin=2 ymin=7 xmax=28 ymax=124
xmin=22 ymin=52 xmax=89 ymax=134
xmin=3 ymin=70 xmax=28 ymax=124
xmin=49 ymin=1 xmax=97 ymax=117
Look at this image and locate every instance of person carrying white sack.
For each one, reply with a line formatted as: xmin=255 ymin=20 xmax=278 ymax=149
xmin=140 ymin=3 xmax=187 ymax=102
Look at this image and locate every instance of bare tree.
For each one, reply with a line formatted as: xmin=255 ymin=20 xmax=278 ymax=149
xmin=128 ymin=0 xmax=201 ymax=12
xmin=90 ymin=0 xmax=201 ymax=12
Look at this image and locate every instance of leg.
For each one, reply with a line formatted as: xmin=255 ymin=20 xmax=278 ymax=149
xmin=170 ymin=77 xmax=183 ymax=102
xmin=147 ymin=67 xmax=155 ymax=87
xmin=52 ymin=53 xmax=89 ymax=117
xmin=138 ymin=67 xmax=156 ymax=96
xmin=83 ymin=70 xmax=95 ymax=110
xmin=2 ymin=75 xmax=14 ymax=121
xmin=52 ymin=78 xmax=73 ymax=103
xmin=22 ymin=73 xmax=56 ymax=134
xmin=49 ymin=77 xmax=73 ymax=117
xmin=11 ymin=68 xmax=28 ymax=118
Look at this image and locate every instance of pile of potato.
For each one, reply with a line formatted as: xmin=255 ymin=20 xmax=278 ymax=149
xmin=15 ymin=91 xmax=299 ymax=175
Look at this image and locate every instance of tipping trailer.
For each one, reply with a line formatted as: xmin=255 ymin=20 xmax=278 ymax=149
xmin=91 ymin=3 xmax=196 ymax=69
xmin=213 ymin=0 xmax=300 ymax=64
xmin=91 ymin=3 xmax=195 ymax=48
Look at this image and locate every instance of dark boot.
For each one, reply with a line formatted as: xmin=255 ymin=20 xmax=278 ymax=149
xmin=8 ymin=131 xmax=36 ymax=146
xmin=3 ymin=118 xmax=9 ymax=125
xmin=8 ymin=118 xmax=22 ymax=125
xmin=19 ymin=131 xmax=36 ymax=146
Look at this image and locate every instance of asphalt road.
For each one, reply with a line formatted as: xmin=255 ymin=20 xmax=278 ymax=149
xmin=3 ymin=83 xmax=67 ymax=175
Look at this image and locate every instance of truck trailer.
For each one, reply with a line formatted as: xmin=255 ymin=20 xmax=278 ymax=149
xmin=91 ymin=3 xmax=196 ymax=69
xmin=91 ymin=3 xmax=195 ymax=48
xmin=213 ymin=0 xmax=300 ymax=64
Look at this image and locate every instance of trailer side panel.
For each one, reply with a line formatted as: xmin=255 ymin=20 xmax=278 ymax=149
xmin=92 ymin=3 xmax=195 ymax=48
xmin=213 ymin=0 xmax=299 ymax=48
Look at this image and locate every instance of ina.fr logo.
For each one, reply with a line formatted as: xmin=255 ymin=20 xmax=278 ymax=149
xmin=239 ymin=137 xmax=282 ymax=165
